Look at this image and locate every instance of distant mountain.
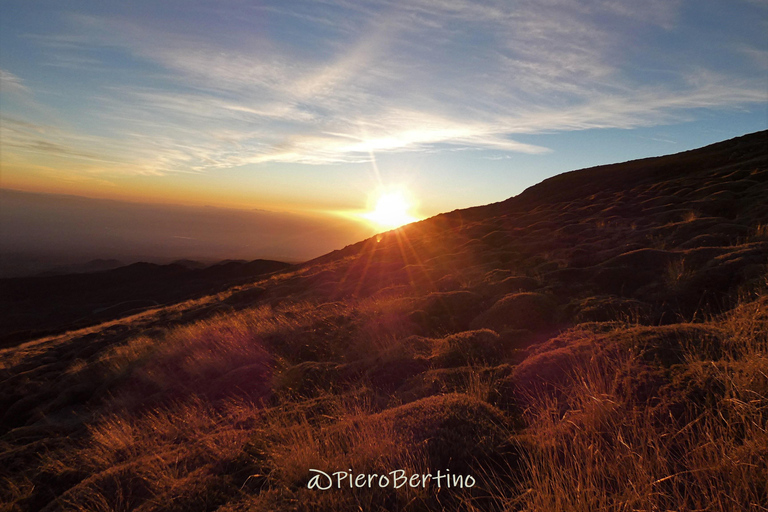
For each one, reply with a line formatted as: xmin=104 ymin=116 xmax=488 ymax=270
xmin=0 ymin=188 xmax=375 ymax=278
xmin=169 ymin=259 xmax=208 ymax=269
xmin=36 ymin=259 xmax=125 ymax=276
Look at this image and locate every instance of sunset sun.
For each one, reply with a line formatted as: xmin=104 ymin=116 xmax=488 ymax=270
xmin=363 ymin=190 xmax=419 ymax=229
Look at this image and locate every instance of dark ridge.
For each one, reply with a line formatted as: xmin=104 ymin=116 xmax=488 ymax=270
xmin=35 ymin=259 xmax=126 ymax=277
xmin=517 ymin=131 xmax=765 ymax=201
xmin=0 ymin=259 xmax=293 ymax=347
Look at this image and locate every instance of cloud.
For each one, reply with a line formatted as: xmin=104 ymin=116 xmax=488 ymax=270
xmin=739 ymin=45 xmax=768 ymax=70
xmin=4 ymin=1 xmax=766 ymax=174
xmin=0 ymin=70 xmax=31 ymax=96
xmin=0 ymin=115 xmax=173 ymax=175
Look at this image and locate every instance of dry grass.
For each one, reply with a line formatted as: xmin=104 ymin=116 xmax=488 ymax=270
xmin=464 ymin=367 xmax=497 ymax=403
xmin=90 ymin=301 xmax=359 ymax=409
xmin=682 ymin=210 xmax=700 ymax=222
xmin=230 ymin=390 xmax=437 ymax=512
xmin=754 ymin=224 xmax=768 ymax=241
xmin=3 ymin=269 xmax=766 ymax=511
xmin=5 ymin=288 xmax=767 ymax=511
xmin=8 ymin=290 xmax=766 ymax=511
xmin=261 ymin=395 xmax=426 ymax=483
xmin=39 ymin=398 xmax=264 ymax=512
xmin=499 ymin=293 xmax=768 ymax=512
xmin=664 ymin=257 xmax=695 ymax=294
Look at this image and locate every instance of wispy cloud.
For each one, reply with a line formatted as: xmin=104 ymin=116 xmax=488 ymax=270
xmin=0 ymin=115 xmax=175 ymax=176
xmin=3 ymin=0 xmax=766 ymax=175
xmin=0 ymin=70 xmax=31 ymax=96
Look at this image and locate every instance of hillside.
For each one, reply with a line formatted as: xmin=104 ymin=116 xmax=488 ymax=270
xmin=1 ymin=131 xmax=766 ymax=511
xmin=0 ymin=259 xmax=293 ymax=347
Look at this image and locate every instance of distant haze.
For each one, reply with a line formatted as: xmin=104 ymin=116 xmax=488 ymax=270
xmin=0 ymin=189 xmax=376 ymax=277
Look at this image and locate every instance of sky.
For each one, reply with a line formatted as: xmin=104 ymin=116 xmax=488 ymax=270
xmin=1 ymin=0 xmax=767 ymax=268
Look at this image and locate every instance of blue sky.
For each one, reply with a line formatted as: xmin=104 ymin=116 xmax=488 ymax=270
xmin=1 ymin=0 xmax=767 ymax=218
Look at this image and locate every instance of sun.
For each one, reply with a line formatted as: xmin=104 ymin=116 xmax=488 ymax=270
xmin=363 ymin=190 xmax=418 ymax=230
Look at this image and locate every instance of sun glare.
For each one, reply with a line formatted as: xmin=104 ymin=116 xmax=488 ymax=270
xmin=363 ymin=190 xmax=418 ymax=229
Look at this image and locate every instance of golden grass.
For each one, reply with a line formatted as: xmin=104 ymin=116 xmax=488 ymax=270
xmin=501 ymin=294 xmax=768 ymax=512
xmin=4 ymin=269 xmax=767 ymax=511
xmin=37 ymin=397 xmax=263 ymax=512
xmin=258 ymin=394 xmax=427 ymax=487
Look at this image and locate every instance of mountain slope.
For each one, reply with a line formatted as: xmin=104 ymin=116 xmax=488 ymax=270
xmin=0 ymin=259 xmax=293 ymax=347
xmin=301 ymin=131 xmax=766 ymax=322
xmin=1 ymin=131 xmax=766 ymax=512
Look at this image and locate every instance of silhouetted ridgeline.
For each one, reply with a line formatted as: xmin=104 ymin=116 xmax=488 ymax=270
xmin=0 ymin=259 xmax=292 ymax=346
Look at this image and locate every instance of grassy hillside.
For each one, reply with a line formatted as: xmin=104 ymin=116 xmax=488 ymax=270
xmin=1 ymin=131 xmax=766 ymax=511
xmin=0 ymin=259 xmax=293 ymax=347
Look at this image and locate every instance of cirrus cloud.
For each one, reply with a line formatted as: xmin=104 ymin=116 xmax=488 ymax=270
xmin=2 ymin=0 xmax=766 ymax=175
